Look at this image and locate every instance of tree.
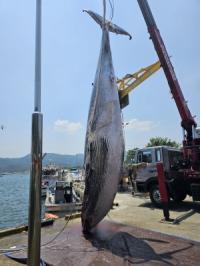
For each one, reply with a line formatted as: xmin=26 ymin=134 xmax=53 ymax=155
xmin=146 ymin=137 xmax=180 ymax=148
xmin=125 ymin=148 xmax=138 ymax=164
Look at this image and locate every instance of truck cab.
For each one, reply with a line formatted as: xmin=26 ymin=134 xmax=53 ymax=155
xmin=134 ymin=146 xmax=186 ymax=206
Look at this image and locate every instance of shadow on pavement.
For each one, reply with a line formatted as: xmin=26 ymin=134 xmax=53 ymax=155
xmin=4 ymin=220 xmax=197 ymax=266
xmin=139 ymin=200 xmax=200 ymax=213
xmin=86 ymin=223 xmax=194 ymax=265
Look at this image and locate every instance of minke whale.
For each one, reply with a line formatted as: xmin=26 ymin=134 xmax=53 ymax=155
xmin=82 ymin=9 xmax=131 ymax=233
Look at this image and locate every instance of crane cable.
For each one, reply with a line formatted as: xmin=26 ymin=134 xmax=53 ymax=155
xmin=108 ymin=0 xmax=114 ymax=21
xmin=103 ymin=0 xmax=106 ymax=25
xmin=103 ymin=0 xmax=115 ymax=22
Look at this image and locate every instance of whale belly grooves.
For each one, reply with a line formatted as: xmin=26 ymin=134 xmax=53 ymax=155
xmin=82 ymin=137 xmax=109 ymax=232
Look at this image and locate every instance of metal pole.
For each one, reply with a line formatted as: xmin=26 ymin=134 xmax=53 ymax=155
xmin=28 ymin=0 xmax=43 ymax=265
xmin=156 ymin=163 xmax=170 ymax=221
xmin=34 ymin=0 xmax=42 ymax=112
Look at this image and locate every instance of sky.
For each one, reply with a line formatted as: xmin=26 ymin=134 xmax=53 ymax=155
xmin=0 ymin=0 xmax=199 ymax=158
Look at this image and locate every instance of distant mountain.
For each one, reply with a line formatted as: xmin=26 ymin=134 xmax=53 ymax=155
xmin=0 ymin=153 xmax=84 ymax=174
xmin=43 ymin=153 xmax=84 ymax=168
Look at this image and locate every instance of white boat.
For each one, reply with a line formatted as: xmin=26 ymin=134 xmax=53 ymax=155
xmin=41 ymin=180 xmax=48 ymax=198
xmin=45 ymin=181 xmax=82 ymax=213
xmin=42 ymin=165 xmax=61 ymax=198
xmin=68 ymin=168 xmax=85 ymax=181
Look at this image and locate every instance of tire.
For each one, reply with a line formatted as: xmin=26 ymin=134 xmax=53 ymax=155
xmin=171 ymin=191 xmax=187 ymax=203
xmin=149 ymin=184 xmax=162 ymax=207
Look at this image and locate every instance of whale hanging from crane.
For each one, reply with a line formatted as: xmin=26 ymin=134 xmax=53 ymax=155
xmin=82 ymin=9 xmax=132 ymax=233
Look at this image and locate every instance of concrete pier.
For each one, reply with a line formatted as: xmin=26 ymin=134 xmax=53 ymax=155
xmin=0 ymin=192 xmax=199 ymax=265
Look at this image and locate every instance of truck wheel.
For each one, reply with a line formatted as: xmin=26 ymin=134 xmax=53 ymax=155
xmin=171 ymin=191 xmax=187 ymax=203
xmin=149 ymin=185 xmax=162 ymax=207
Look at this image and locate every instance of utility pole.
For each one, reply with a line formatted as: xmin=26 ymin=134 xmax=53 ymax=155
xmin=28 ymin=0 xmax=43 ymax=265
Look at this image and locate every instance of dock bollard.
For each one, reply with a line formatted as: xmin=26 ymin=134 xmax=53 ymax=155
xmin=156 ymin=162 xmax=170 ymax=221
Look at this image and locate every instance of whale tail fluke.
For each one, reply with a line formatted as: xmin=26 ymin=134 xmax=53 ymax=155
xmin=83 ymin=10 xmax=132 ymax=40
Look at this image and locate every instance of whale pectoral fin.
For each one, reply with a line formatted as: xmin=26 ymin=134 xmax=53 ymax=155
xmin=83 ymin=10 xmax=132 ymax=39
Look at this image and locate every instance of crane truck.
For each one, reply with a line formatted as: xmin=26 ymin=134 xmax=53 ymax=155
xmin=129 ymin=0 xmax=200 ymax=205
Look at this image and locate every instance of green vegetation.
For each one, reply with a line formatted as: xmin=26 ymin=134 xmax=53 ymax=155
xmin=146 ymin=137 xmax=180 ymax=148
xmin=125 ymin=148 xmax=138 ymax=164
xmin=125 ymin=137 xmax=180 ymax=163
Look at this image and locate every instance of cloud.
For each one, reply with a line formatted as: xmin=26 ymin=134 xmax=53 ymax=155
xmin=124 ymin=118 xmax=157 ymax=132
xmin=54 ymin=120 xmax=82 ymax=134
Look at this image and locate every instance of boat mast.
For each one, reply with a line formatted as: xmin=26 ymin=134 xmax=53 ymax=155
xmin=28 ymin=0 xmax=43 ymax=265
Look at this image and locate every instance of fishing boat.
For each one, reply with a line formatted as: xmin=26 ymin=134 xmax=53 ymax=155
xmin=45 ymin=181 xmax=82 ymax=212
xmin=68 ymin=168 xmax=84 ymax=181
xmin=42 ymin=165 xmax=59 ymax=179
xmin=41 ymin=165 xmax=61 ymax=198
xmin=41 ymin=180 xmax=49 ymax=198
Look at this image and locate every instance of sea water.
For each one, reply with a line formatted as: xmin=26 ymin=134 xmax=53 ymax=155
xmin=0 ymin=173 xmax=45 ymax=229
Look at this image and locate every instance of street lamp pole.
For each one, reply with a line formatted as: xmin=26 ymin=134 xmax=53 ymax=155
xmin=28 ymin=0 xmax=43 ymax=265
